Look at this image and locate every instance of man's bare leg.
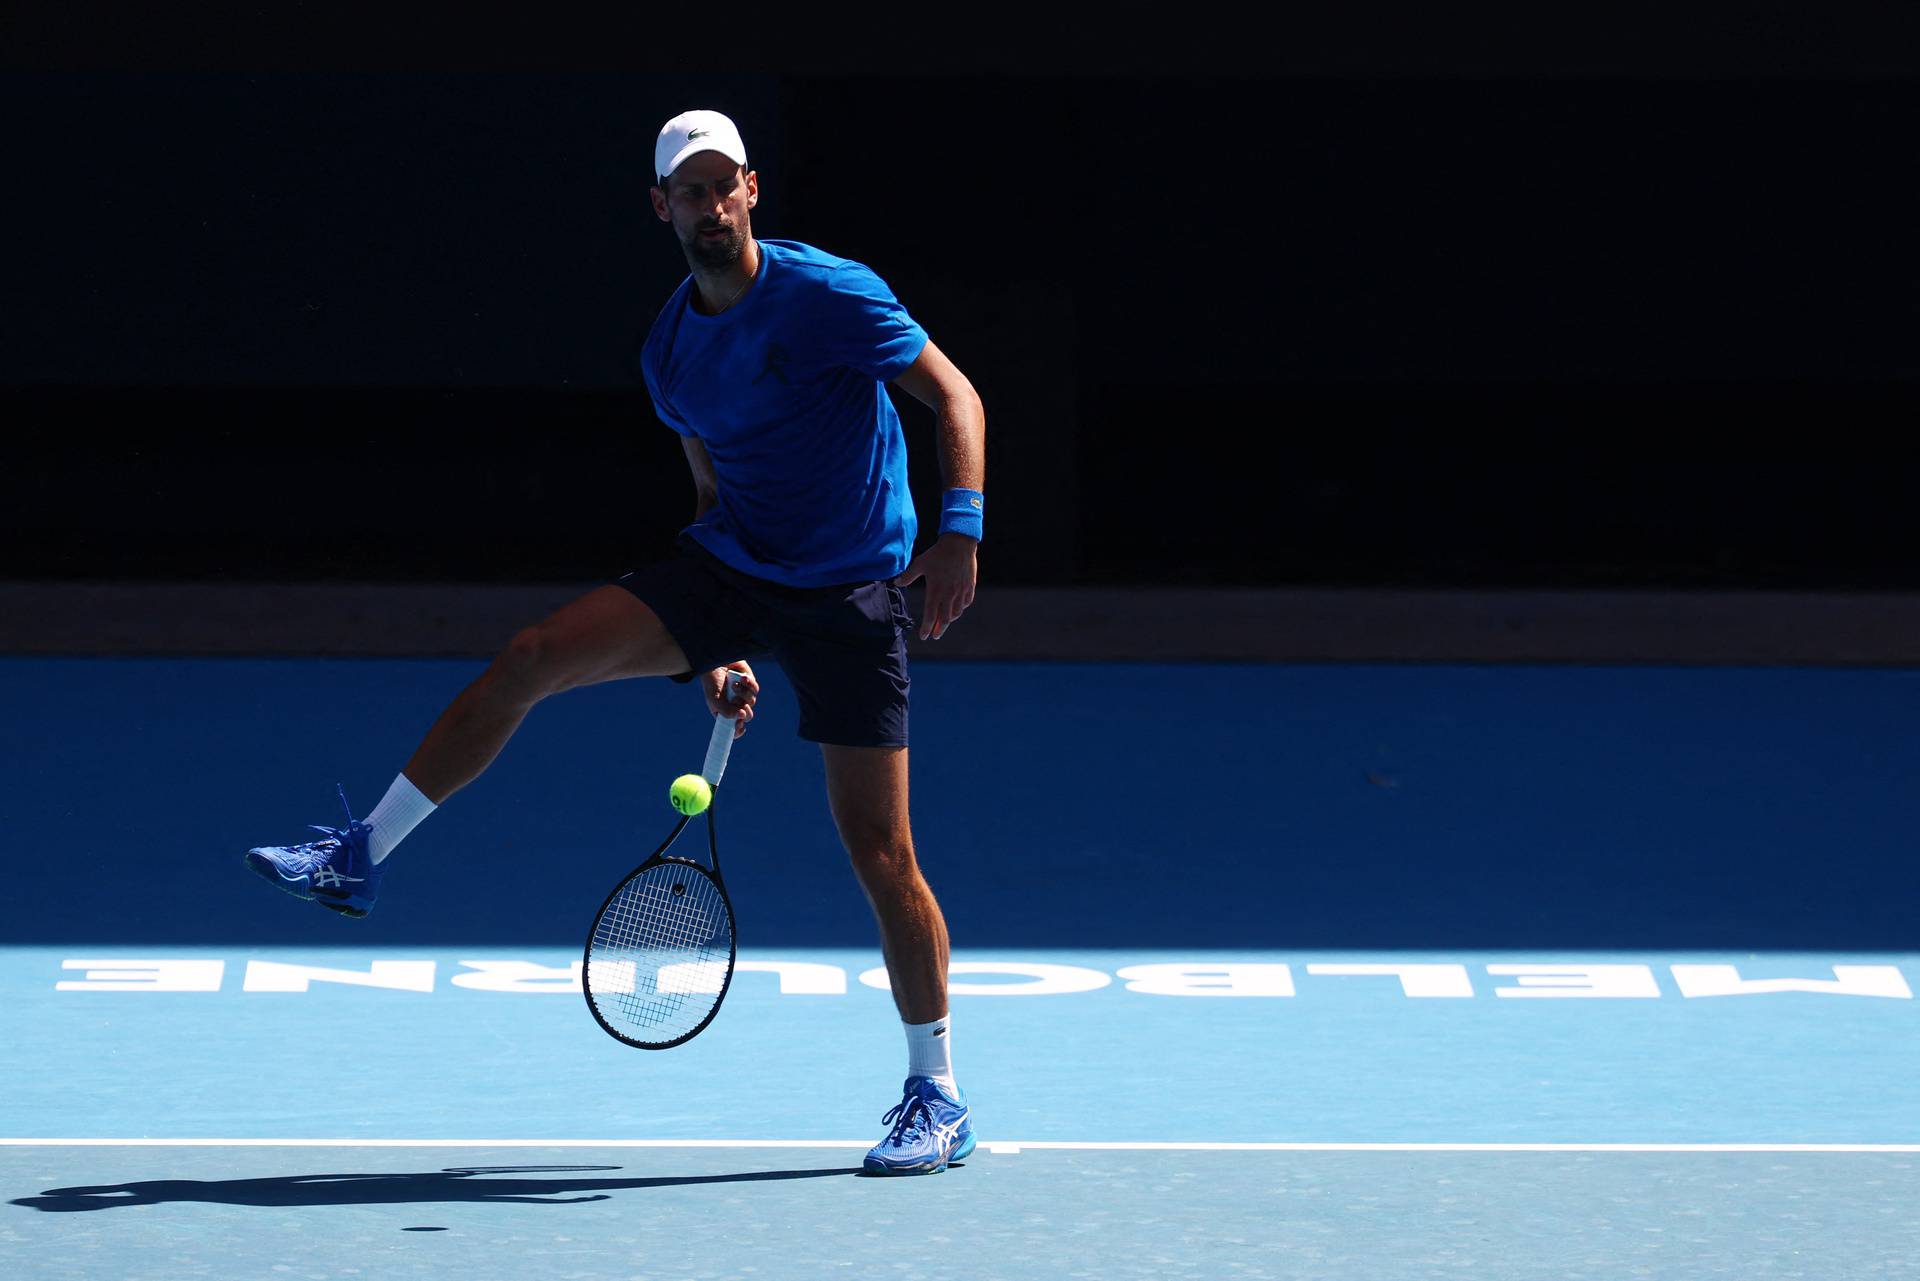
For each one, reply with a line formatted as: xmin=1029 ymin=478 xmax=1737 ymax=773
xmin=821 ymin=743 xmax=949 ymax=1024
xmin=404 ymin=586 xmax=693 ymax=804
xmin=246 ymin=585 xmax=708 ymax=914
xmin=826 ymin=742 xmax=974 ymax=1173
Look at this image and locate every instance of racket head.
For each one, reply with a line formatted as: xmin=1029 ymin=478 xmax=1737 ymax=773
xmin=583 ymin=854 xmax=738 ymax=1049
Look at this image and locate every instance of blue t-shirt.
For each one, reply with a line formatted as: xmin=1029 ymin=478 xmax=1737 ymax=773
xmin=640 ymin=239 xmax=928 ymax=588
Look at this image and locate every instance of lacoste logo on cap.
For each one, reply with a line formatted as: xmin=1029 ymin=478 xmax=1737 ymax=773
xmin=688 ymin=127 xmax=711 ymax=139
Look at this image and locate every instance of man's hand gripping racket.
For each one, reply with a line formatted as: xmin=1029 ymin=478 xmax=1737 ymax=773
xmin=582 ymin=671 xmax=748 ymax=1050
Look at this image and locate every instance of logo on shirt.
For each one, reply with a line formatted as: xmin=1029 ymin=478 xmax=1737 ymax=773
xmin=753 ymin=343 xmax=792 ymax=387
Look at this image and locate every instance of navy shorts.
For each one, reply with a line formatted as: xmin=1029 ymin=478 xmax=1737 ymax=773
xmin=615 ymin=535 xmax=912 ymax=748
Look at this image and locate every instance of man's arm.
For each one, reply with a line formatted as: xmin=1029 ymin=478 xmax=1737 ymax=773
xmin=891 ymin=340 xmax=985 ymax=641
xmin=891 ymin=340 xmax=985 ymax=493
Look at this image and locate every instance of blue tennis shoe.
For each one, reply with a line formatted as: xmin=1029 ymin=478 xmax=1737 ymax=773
xmin=863 ymin=1076 xmax=975 ymax=1175
xmin=244 ymin=785 xmax=383 ymax=918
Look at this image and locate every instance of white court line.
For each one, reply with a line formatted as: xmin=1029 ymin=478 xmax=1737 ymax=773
xmin=3 ymin=1139 xmax=1919 ymax=1154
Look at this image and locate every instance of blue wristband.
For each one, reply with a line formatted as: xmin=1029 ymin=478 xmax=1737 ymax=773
xmin=938 ymin=488 xmax=984 ymax=541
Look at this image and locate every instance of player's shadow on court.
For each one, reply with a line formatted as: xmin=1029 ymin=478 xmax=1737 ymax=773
xmin=10 ymin=1165 xmax=862 ymax=1212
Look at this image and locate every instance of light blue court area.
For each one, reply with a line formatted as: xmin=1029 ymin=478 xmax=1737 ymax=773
xmin=8 ymin=945 xmax=1920 ymax=1279
xmin=7 ymin=944 xmax=1920 ymax=1145
xmin=6 ymin=656 xmax=1920 ymax=1276
xmin=6 ymin=947 xmax=1920 ymax=1144
xmin=8 ymin=1146 xmax=1919 ymax=1281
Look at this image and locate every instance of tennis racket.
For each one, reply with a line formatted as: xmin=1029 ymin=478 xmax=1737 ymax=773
xmin=582 ymin=671 xmax=745 ymax=1049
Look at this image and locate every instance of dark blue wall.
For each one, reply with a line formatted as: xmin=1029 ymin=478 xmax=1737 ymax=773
xmin=7 ymin=656 xmax=1916 ymax=951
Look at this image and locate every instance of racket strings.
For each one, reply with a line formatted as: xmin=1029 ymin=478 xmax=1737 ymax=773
xmin=586 ymin=862 xmax=734 ymax=1044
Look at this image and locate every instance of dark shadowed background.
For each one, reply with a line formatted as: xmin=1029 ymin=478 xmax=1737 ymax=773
xmin=5 ymin=4 xmax=1917 ymax=591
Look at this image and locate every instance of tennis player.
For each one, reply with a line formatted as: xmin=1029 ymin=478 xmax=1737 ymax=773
xmin=244 ymin=109 xmax=984 ymax=1175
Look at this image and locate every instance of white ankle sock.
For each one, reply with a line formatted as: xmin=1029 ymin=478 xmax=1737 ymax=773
xmin=364 ymin=773 xmax=436 ymax=865
xmin=904 ymin=1014 xmax=956 ymax=1094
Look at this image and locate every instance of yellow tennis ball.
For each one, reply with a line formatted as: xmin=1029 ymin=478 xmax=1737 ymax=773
xmin=669 ymin=773 xmax=712 ymax=816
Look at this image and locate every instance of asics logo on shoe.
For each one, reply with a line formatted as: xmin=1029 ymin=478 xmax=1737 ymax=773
xmin=311 ymin=867 xmax=365 ymax=889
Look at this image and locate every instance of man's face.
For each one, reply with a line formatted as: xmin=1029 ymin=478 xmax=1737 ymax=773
xmin=651 ymin=152 xmax=758 ymax=269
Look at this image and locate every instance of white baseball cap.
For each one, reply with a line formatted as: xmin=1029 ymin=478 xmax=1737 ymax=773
xmin=655 ymin=109 xmax=748 ymax=184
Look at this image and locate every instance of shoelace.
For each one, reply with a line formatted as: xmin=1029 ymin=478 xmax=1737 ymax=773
xmin=879 ymin=1095 xmax=933 ymax=1149
xmin=301 ymin=787 xmax=360 ymax=856
xmin=292 ymin=787 xmax=362 ymax=868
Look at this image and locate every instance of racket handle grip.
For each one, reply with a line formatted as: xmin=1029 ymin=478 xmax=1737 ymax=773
xmin=701 ymin=669 xmax=746 ymax=786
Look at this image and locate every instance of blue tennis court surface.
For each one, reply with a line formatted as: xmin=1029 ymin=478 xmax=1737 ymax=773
xmin=6 ymin=657 xmax=1920 ymax=1276
xmin=8 ymin=945 xmax=1920 ymax=1143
